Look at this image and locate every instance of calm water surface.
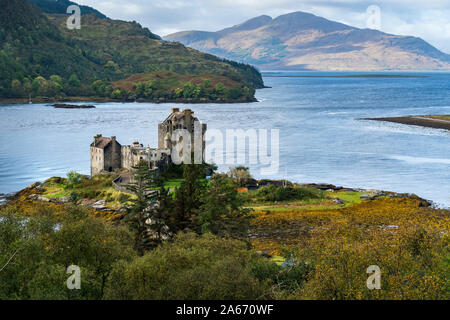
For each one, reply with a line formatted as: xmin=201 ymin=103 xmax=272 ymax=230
xmin=0 ymin=72 xmax=449 ymax=206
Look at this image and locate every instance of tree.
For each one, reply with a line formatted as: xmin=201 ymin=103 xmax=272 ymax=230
xmin=68 ymin=74 xmax=80 ymax=87
xmin=215 ymin=82 xmax=225 ymax=95
xmin=198 ymin=173 xmax=253 ymax=238
xmin=32 ymin=76 xmax=47 ymax=96
xmin=227 ymin=166 xmax=253 ymax=188
xmin=10 ymin=79 xmax=23 ymax=98
xmin=171 ymin=164 xmax=206 ymax=233
xmin=50 ymin=75 xmax=63 ymax=86
xmin=103 ymin=233 xmax=273 ymax=300
xmin=226 ymin=86 xmax=243 ymax=100
xmin=125 ymin=161 xmax=158 ymax=255
xmin=147 ymin=186 xmax=175 ymax=244
xmin=173 ymin=87 xmax=183 ymax=98
xmin=66 ymin=171 xmax=82 ymax=189
xmin=49 ymin=213 xmax=136 ymax=299
xmin=105 ymin=60 xmax=117 ymax=70
xmin=202 ymin=79 xmax=212 ymax=88
xmin=0 ymin=205 xmax=136 ymax=300
xmin=91 ymin=80 xmax=105 ymax=96
xmin=183 ymin=82 xmax=194 ymax=99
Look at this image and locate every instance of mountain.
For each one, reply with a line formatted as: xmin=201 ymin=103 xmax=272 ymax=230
xmin=164 ymin=11 xmax=450 ymax=71
xmin=29 ymin=0 xmax=107 ymax=19
xmin=0 ymin=0 xmax=263 ymax=100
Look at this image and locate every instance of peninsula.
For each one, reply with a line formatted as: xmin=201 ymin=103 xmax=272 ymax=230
xmin=362 ymin=115 xmax=450 ymax=131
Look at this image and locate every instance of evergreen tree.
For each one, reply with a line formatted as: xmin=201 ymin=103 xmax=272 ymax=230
xmin=198 ymin=173 xmax=254 ymax=238
xmin=148 ymin=186 xmax=175 ymax=244
xmin=124 ymin=161 xmax=157 ymax=255
xmin=171 ymin=164 xmax=206 ymax=233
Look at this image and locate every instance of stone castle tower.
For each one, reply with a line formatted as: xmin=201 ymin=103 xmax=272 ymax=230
xmin=90 ymin=108 xmax=206 ymax=176
xmin=90 ymin=135 xmax=122 ymax=176
xmin=158 ymin=108 xmax=207 ymax=162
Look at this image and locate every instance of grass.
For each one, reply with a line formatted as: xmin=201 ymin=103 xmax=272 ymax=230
xmin=428 ymin=115 xmax=450 ymax=121
xmin=247 ymin=189 xmax=366 ymax=213
xmin=41 ymin=174 xmax=136 ymax=208
xmin=329 ymin=190 xmax=365 ymax=206
xmin=163 ymin=179 xmax=184 ymax=189
xmin=41 ymin=175 xmax=186 ymax=208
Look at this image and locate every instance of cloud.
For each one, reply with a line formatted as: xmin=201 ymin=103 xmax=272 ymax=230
xmin=76 ymin=0 xmax=450 ymax=53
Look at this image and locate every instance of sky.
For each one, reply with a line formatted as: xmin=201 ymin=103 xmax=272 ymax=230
xmin=76 ymin=0 xmax=450 ymax=53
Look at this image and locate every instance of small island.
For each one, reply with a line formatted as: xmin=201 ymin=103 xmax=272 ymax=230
xmin=53 ymin=103 xmax=96 ymax=109
xmin=361 ymin=115 xmax=450 ymax=131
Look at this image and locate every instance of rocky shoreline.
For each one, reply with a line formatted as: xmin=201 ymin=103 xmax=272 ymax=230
xmin=0 ymin=96 xmax=258 ymax=105
xmin=361 ymin=116 xmax=450 ymax=131
xmin=1 ymin=179 xmax=433 ymax=214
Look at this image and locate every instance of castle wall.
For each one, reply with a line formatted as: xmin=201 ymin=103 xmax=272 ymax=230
xmin=90 ymin=147 xmax=104 ymax=176
xmin=158 ymin=123 xmax=167 ymax=149
xmin=103 ymin=144 xmax=113 ymax=172
xmin=121 ymin=146 xmax=133 ymax=170
xmin=110 ymin=138 xmax=121 ymax=170
xmin=121 ymin=145 xmax=149 ymax=170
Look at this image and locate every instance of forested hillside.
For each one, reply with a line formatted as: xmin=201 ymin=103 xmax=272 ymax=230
xmin=29 ymin=0 xmax=107 ymax=19
xmin=0 ymin=0 xmax=263 ymax=100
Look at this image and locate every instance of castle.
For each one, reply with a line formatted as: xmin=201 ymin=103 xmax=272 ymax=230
xmin=90 ymin=108 xmax=207 ymax=177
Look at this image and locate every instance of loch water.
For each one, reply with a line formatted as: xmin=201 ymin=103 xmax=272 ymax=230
xmin=0 ymin=72 xmax=449 ymax=206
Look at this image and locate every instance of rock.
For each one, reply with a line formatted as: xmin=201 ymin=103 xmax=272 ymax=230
xmin=0 ymin=194 xmax=6 ymax=206
xmin=360 ymin=195 xmax=376 ymax=201
xmin=35 ymin=186 xmax=46 ymax=192
xmin=50 ymin=196 xmax=71 ymax=204
xmin=59 ymin=196 xmax=71 ymax=203
xmin=332 ymin=198 xmax=344 ymax=205
xmin=53 ymin=104 xmax=95 ymax=109
xmin=28 ymin=194 xmax=50 ymax=202
xmin=27 ymin=182 xmax=42 ymax=190
xmin=91 ymin=200 xmax=107 ymax=210
xmin=256 ymin=250 xmax=271 ymax=258
xmin=281 ymin=258 xmax=298 ymax=268
xmin=419 ymin=200 xmax=432 ymax=207
xmin=311 ymin=183 xmax=338 ymax=190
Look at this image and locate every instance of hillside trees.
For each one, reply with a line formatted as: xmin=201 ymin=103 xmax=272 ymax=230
xmin=0 ymin=0 xmax=264 ymax=99
xmin=103 ymin=233 xmax=273 ymax=300
xmin=0 ymin=206 xmax=135 ymax=300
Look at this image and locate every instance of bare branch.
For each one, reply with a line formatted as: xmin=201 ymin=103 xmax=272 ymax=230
xmin=0 ymin=250 xmax=18 ymax=273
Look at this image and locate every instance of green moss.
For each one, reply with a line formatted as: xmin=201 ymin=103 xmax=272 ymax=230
xmin=330 ymin=190 xmax=365 ymax=206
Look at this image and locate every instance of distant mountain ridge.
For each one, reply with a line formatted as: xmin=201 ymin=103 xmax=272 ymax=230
xmin=165 ymin=11 xmax=450 ymax=71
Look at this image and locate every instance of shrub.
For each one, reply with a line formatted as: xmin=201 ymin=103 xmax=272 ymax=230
xmin=66 ymin=171 xmax=82 ymax=189
xmin=104 ymin=233 xmax=274 ymax=299
xmin=256 ymin=185 xmax=322 ymax=202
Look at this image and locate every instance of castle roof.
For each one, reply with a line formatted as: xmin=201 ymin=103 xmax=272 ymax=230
xmin=161 ymin=109 xmax=199 ymax=124
xmin=91 ymin=137 xmax=120 ymax=149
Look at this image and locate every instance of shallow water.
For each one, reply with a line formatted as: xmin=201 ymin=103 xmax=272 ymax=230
xmin=0 ymin=72 xmax=449 ymax=206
